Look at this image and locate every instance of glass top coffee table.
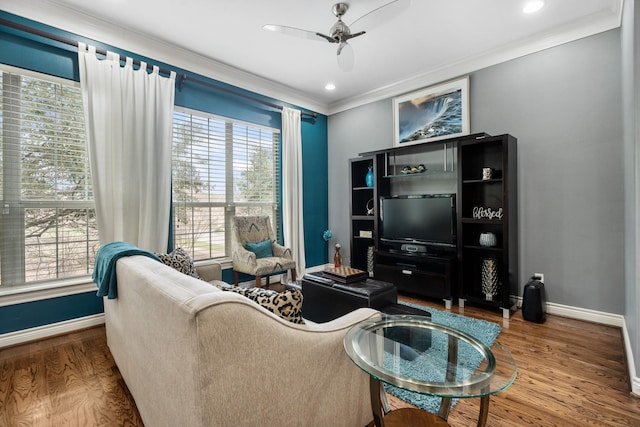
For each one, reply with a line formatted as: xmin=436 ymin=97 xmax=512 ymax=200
xmin=343 ymin=315 xmax=517 ymax=427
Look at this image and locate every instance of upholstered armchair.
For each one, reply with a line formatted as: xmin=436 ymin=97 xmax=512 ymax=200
xmin=231 ymin=216 xmax=297 ymax=288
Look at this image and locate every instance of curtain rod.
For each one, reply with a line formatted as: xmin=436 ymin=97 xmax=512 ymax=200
xmin=0 ymin=17 xmax=318 ymax=118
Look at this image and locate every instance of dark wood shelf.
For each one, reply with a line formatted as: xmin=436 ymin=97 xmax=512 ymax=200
xmin=460 ymin=218 xmax=503 ymax=224
xmin=462 ymin=178 xmax=503 ymax=184
xmin=461 ymin=295 xmax=507 ymax=309
xmin=463 ymin=245 xmax=503 ymax=252
xmin=384 ymin=170 xmax=455 ymax=179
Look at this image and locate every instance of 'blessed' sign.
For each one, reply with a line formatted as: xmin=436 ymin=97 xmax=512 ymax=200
xmin=473 ymin=206 xmax=503 ymax=220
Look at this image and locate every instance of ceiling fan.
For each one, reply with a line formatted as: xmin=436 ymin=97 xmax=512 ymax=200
xmin=263 ymin=0 xmax=410 ymax=71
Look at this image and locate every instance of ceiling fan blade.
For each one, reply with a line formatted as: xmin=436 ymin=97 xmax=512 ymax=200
xmin=350 ymin=0 xmax=411 ymax=32
xmin=341 ymin=30 xmax=366 ymax=43
xmin=337 ymin=42 xmax=355 ymax=72
xmin=263 ymin=24 xmax=328 ymax=42
xmin=316 ymin=32 xmax=339 ymax=43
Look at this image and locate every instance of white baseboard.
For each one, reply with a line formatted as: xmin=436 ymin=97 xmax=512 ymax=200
xmin=0 ymin=313 xmax=105 ymax=348
xmin=514 ymin=296 xmax=624 ymax=327
xmin=622 ymin=320 xmax=640 ymax=396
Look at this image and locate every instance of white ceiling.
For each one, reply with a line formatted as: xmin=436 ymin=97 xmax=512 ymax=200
xmin=0 ymin=0 xmax=623 ymax=115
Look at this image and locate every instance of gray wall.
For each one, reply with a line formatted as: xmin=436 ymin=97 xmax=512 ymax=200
xmin=328 ymin=99 xmax=393 ymax=263
xmin=328 ymin=28 xmax=625 ymax=314
xmin=621 ymin=0 xmax=639 ymax=375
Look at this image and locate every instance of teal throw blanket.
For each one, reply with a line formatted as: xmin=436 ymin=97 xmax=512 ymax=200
xmin=93 ymin=241 xmax=161 ymax=299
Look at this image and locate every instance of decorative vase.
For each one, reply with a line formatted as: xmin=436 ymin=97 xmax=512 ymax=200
xmin=481 ymin=258 xmax=500 ymax=301
xmin=334 ymin=244 xmax=342 ymax=268
xmin=479 ymin=232 xmax=497 ymax=247
xmin=365 ymin=165 xmax=374 ymax=188
xmin=367 ymin=246 xmax=375 ymax=277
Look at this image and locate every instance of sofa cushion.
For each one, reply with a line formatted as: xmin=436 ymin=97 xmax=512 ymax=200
xmin=213 ymin=284 xmax=304 ymax=324
xmin=156 ymin=247 xmax=200 ymax=279
xmin=245 ymin=239 xmax=273 ymax=259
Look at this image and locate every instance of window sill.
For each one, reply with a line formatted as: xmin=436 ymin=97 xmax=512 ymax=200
xmin=0 ymin=258 xmax=233 ymax=307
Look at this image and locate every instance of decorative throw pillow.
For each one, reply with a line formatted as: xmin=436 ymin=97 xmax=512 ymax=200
xmin=213 ymin=284 xmax=304 ymax=324
xmin=155 ymin=247 xmax=200 ymax=279
xmin=245 ymin=239 xmax=273 ymax=259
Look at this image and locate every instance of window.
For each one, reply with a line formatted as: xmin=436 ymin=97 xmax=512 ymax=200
xmin=0 ymin=66 xmax=97 ymax=289
xmin=0 ymin=69 xmax=280 ymax=290
xmin=172 ymin=107 xmax=280 ymax=261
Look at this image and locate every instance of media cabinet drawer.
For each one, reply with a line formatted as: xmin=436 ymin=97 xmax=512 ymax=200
xmin=375 ymin=264 xmax=452 ymax=300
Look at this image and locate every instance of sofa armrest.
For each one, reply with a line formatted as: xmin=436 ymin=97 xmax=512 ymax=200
xmin=196 ymin=261 xmax=222 ymax=283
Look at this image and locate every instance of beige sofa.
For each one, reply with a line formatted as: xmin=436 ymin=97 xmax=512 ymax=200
xmin=106 ymin=255 xmax=378 ymax=427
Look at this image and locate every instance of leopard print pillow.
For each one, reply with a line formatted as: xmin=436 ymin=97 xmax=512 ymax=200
xmin=156 ymin=247 xmax=200 ymax=279
xmin=214 ymin=284 xmax=304 ymax=324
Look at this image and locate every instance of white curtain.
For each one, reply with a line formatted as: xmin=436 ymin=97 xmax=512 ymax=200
xmin=282 ymin=107 xmax=306 ymax=277
xmin=78 ymin=43 xmax=175 ymax=252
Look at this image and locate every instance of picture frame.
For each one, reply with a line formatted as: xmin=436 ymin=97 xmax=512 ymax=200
xmin=393 ymin=76 xmax=470 ymax=147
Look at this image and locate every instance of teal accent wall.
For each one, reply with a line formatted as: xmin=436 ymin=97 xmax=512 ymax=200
xmin=0 ymin=293 xmax=104 ymax=335
xmin=0 ymin=11 xmax=328 ymax=335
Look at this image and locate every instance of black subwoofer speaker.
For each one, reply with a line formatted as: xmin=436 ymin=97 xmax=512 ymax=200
xmin=522 ymin=279 xmax=546 ymax=323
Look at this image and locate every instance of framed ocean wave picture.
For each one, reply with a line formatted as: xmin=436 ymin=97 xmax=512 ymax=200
xmin=393 ymin=76 xmax=470 ymax=147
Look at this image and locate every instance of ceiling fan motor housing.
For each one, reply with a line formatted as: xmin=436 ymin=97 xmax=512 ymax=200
xmin=331 ymin=20 xmax=351 ymax=41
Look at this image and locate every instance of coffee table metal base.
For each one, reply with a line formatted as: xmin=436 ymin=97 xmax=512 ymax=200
xmin=370 ymin=375 xmax=491 ymax=427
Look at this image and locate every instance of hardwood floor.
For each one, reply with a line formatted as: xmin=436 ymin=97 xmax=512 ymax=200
xmin=1 ymin=294 xmax=639 ymax=426
xmin=0 ymin=327 xmax=143 ymax=426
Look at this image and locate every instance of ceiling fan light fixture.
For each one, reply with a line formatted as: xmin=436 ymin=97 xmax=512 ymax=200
xmin=325 ymin=83 xmax=336 ymax=91
xmin=337 ymin=42 xmax=354 ymax=71
xmin=523 ymin=1 xmax=544 ymax=14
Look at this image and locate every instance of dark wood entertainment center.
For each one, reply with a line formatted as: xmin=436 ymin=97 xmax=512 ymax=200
xmin=349 ymin=133 xmax=518 ymax=317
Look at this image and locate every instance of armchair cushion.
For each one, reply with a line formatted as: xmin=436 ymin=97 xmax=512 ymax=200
xmin=245 ymin=238 xmax=273 ymax=259
xmin=213 ymin=283 xmax=304 ymax=324
xmin=156 ymin=247 xmax=200 ymax=279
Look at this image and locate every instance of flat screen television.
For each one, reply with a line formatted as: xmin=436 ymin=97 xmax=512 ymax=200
xmin=380 ymin=194 xmax=456 ymax=253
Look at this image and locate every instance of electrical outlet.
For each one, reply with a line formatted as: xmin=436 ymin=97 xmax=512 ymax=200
xmin=533 ymin=273 xmax=545 ymax=283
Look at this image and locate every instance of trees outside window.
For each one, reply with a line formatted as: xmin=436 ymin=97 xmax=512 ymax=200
xmin=0 ymin=67 xmax=97 ymax=288
xmin=171 ymin=108 xmax=280 ymax=261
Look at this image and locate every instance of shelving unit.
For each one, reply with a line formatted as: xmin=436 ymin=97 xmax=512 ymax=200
xmin=349 ymin=155 xmax=388 ymax=273
xmin=457 ymin=134 xmax=518 ymax=317
xmin=348 ymin=133 xmax=517 ymax=316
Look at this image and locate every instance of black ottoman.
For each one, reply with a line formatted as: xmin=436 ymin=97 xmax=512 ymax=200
xmin=299 ymin=273 xmax=397 ymax=323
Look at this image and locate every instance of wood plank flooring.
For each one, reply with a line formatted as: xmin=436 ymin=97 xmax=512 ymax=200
xmin=1 ymin=294 xmax=639 ymax=426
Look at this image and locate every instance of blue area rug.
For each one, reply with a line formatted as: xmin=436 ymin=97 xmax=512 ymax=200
xmin=384 ymin=302 xmax=502 ymax=414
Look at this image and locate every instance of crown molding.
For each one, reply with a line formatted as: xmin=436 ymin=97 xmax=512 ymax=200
xmin=327 ymin=5 xmax=622 ymax=115
xmin=0 ymin=0 xmax=622 ymax=117
xmin=0 ymin=0 xmax=329 ymax=115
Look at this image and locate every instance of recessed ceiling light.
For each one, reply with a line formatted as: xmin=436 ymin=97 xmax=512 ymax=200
xmin=325 ymin=83 xmax=336 ymax=91
xmin=523 ymin=0 xmax=544 ymax=14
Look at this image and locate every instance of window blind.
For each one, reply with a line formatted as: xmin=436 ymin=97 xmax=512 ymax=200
xmin=172 ymin=107 xmax=280 ymax=261
xmin=0 ymin=67 xmax=96 ymax=287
